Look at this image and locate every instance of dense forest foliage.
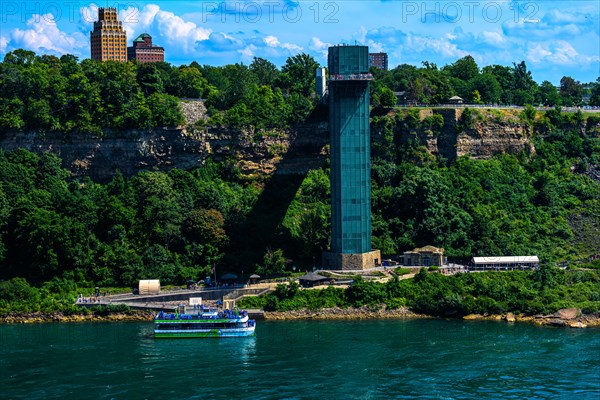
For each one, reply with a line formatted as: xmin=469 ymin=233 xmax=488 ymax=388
xmin=237 ymin=266 xmax=600 ymax=316
xmin=281 ymin=107 xmax=600 ymax=265
xmin=0 ymin=107 xmax=597 ymax=293
xmin=370 ymin=57 xmax=600 ymax=107
xmin=0 ymin=152 xmax=259 ymax=286
xmin=0 ymin=49 xmax=599 ymax=316
xmin=0 ymin=49 xmax=320 ymax=133
xmin=364 ymin=108 xmax=600 ymax=261
xmin=1 ymin=49 xmax=598 ymax=136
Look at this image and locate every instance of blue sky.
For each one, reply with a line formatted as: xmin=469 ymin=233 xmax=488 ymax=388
xmin=1 ymin=1 xmax=598 ymax=84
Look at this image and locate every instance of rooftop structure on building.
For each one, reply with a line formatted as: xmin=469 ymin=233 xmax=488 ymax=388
xmin=315 ymin=67 xmax=327 ymax=100
xmin=90 ymin=7 xmax=127 ymax=62
xmin=368 ymin=52 xmax=388 ymax=70
xmin=128 ymin=33 xmax=165 ymax=63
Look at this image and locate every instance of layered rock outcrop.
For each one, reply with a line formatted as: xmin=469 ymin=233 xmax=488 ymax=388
xmin=0 ymin=102 xmax=582 ymax=181
xmin=376 ymin=108 xmax=534 ymax=161
xmin=0 ymin=99 xmax=328 ymax=182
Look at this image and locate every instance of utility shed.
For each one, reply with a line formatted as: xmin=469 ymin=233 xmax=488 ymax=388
xmin=471 ymin=256 xmax=539 ymax=271
xmin=139 ymin=280 xmax=160 ymax=295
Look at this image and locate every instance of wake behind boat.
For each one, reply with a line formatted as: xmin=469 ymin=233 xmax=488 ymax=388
xmin=154 ymin=307 xmax=256 ymax=338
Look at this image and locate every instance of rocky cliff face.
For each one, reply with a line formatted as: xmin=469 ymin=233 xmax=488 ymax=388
xmin=0 ymin=100 xmax=328 ymax=182
xmin=454 ymin=109 xmax=534 ymax=159
xmin=385 ymin=108 xmax=534 ymax=161
xmin=0 ymin=128 xmax=209 ymax=182
xmin=0 ymin=102 xmax=568 ymax=181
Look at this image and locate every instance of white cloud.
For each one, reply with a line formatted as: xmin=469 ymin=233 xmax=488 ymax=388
xmin=408 ymin=34 xmax=468 ymax=59
xmin=65 ymin=3 xmax=215 ymax=60
xmin=7 ymin=13 xmax=87 ymax=56
xmin=239 ymin=45 xmax=257 ymax=62
xmin=481 ymin=31 xmax=506 ymax=47
xmin=196 ymin=32 xmax=244 ymax=53
xmin=527 ymin=44 xmax=553 ymax=64
xmin=105 ymin=4 xmax=211 ymax=56
xmin=0 ymin=36 xmax=8 ymax=54
xmin=263 ymin=35 xmax=302 ymax=52
xmin=503 ymin=9 xmax=597 ymax=39
xmin=79 ymin=4 xmax=98 ymax=26
xmin=264 ymin=35 xmax=279 ymax=47
xmin=309 ymin=37 xmax=332 ymax=61
xmin=156 ymin=10 xmax=211 ymax=49
xmin=135 ymin=4 xmax=161 ymax=27
xmin=526 ymin=40 xmax=599 ymax=67
xmin=310 ymin=37 xmax=330 ymax=50
xmin=544 ymin=8 xmax=593 ymax=25
xmin=354 ymin=26 xmax=368 ymax=44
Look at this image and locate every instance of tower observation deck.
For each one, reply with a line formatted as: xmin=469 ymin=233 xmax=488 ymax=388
xmin=322 ymin=45 xmax=380 ymax=270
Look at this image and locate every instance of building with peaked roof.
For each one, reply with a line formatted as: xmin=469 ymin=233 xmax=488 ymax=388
xmin=90 ymin=7 xmax=127 ymax=62
xmin=128 ymin=33 xmax=165 ymax=63
xmin=401 ymin=246 xmax=446 ymax=267
xmin=298 ymin=272 xmax=329 ymax=287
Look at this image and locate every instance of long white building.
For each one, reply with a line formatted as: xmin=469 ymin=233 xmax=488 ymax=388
xmin=471 ymin=256 xmax=539 ymax=271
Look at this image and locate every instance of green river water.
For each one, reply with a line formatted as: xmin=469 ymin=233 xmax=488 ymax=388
xmin=0 ymin=319 xmax=598 ymax=399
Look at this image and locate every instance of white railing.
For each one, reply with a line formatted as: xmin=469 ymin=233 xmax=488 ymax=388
xmin=329 ymin=73 xmax=374 ymax=81
xmin=394 ymin=103 xmax=600 ymax=112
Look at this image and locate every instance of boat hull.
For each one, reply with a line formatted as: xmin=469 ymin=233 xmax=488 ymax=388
xmin=154 ymin=326 xmax=255 ymax=338
xmin=153 ymin=310 xmax=256 ymax=338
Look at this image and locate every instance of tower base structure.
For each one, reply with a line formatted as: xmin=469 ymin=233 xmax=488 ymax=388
xmin=322 ymin=250 xmax=381 ymax=271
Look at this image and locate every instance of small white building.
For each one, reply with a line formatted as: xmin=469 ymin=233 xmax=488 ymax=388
xmin=138 ymin=279 xmax=160 ymax=295
xmin=449 ymin=95 xmax=464 ymax=104
xmin=471 ymin=256 xmax=539 ymax=271
xmin=316 ymin=67 xmax=327 ymax=99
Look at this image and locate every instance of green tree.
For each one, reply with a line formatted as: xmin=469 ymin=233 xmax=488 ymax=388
xmin=14 ymin=207 xmax=70 ymax=280
xmin=3 ymin=49 xmax=36 ymax=66
xmin=379 ymin=86 xmax=397 ymax=107
xmin=279 ymin=53 xmax=320 ymax=97
xmin=257 ymin=248 xmax=286 ymax=275
xmin=176 ymin=66 xmax=208 ymax=98
xmin=589 ymin=77 xmax=600 ymax=106
xmin=482 ymin=65 xmax=514 ymax=104
xmin=183 ymin=208 xmax=227 ymax=247
xmin=250 ymin=57 xmax=280 ymax=86
xmin=0 ymin=98 xmax=25 ymax=130
xmin=443 ymin=55 xmax=479 ymax=81
xmin=537 ymin=81 xmax=562 ymax=106
xmin=559 ymin=76 xmax=583 ymax=106
xmin=147 ymin=93 xmax=184 ymax=127
xmin=136 ymin=63 xmax=165 ymax=95
xmin=511 ymin=61 xmax=538 ymax=105
xmin=471 ymin=73 xmax=501 ymax=104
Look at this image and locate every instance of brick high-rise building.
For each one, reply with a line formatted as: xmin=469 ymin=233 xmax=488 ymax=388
xmin=128 ymin=33 xmax=165 ymax=63
xmin=90 ymin=7 xmax=127 ymax=62
xmin=368 ymin=52 xmax=388 ymax=70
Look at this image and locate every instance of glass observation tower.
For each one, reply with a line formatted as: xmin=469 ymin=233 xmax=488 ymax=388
xmin=323 ymin=45 xmax=380 ymax=270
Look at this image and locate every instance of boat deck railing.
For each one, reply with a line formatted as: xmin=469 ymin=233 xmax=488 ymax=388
xmin=155 ymin=309 xmax=249 ymax=321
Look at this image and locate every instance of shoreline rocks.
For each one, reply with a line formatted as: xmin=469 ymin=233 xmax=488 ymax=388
xmin=0 ymin=311 xmax=154 ymax=324
xmin=1 ymin=308 xmax=598 ymax=328
xmin=462 ymin=308 xmax=600 ymax=328
xmin=264 ymin=306 xmax=430 ymax=321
